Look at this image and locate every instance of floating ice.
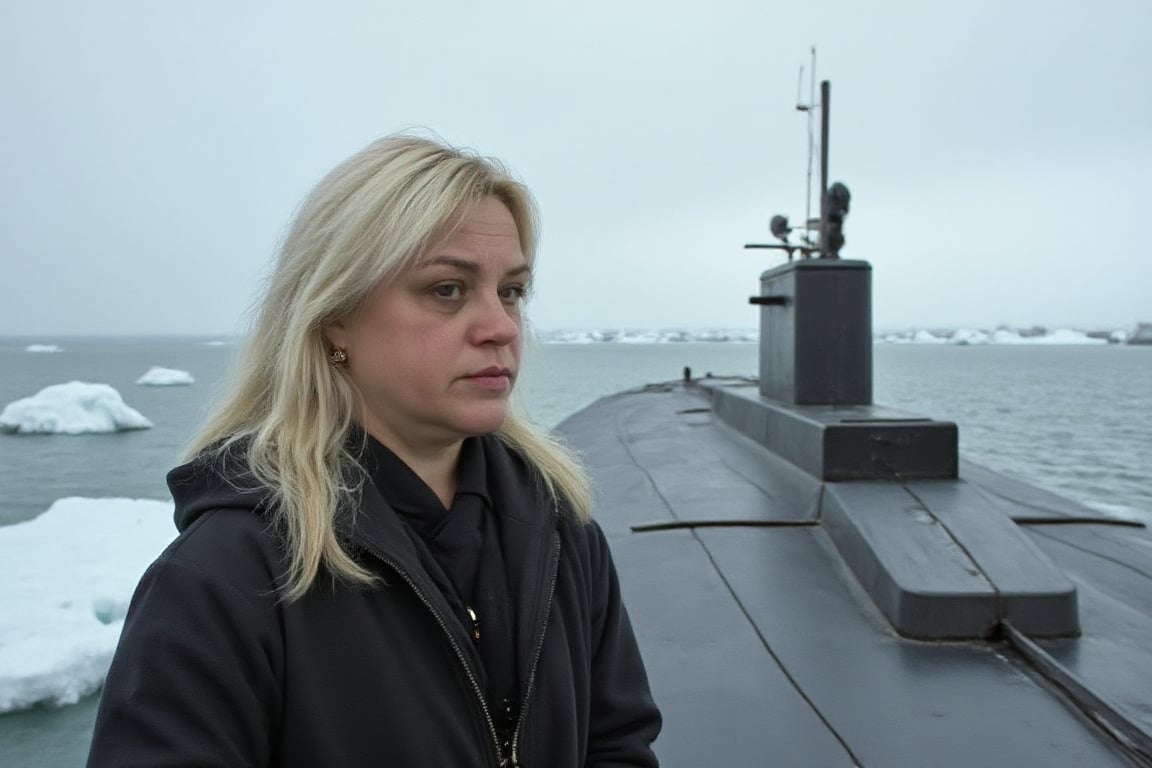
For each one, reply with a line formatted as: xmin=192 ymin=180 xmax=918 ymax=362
xmin=617 ymin=330 xmax=665 ymax=344
xmin=25 ymin=344 xmax=62 ymax=353
xmin=537 ymin=328 xmax=759 ymax=344
xmin=980 ymin=328 xmax=1107 ymax=345
xmin=136 ymin=366 xmax=195 ymax=386
xmin=912 ymin=330 xmax=949 ymax=344
xmin=0 ymin=497 xmax=176 ymax=711
xmin=990 ymin=329 xmax=1029 ymax=344
xmin=878 ymin=327 xmax=1113 ymax=345
xmin=533 ymin=326 xmax=1127 ymax=345
xmin=0 ymin=381 xmax=153 ymax=435
xmin=951 ymin=328 xmax=991 ymax=345
xmin=1027 ymin=329 xmax=1108 ymax=345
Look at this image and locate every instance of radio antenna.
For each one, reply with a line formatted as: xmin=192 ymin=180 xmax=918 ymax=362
xmin=795 ymin=46 xmax=818 ymax=246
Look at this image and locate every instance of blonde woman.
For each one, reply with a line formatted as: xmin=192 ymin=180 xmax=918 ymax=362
xmin=86 ymin=135 xmax=662 ymax=767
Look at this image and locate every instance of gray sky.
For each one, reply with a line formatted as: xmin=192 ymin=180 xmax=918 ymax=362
xmin=2 ymin=0 xmax=1149 ymax=335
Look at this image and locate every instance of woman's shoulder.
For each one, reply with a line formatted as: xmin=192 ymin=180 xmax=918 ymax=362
xmin=482 ymin=432 xmax=599 ymax=532
xmin=153 ymin=506 xmax=286 ymax=604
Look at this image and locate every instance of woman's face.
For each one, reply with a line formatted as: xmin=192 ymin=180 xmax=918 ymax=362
xmin=326 ymin=196 xmax=529 ymax=455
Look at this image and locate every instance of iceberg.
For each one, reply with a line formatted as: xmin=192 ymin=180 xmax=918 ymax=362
xmin=136 ymin=366 xmax=195 ymax=386
xmin=912 ymin=330 xmax=950 ymax=344
xmin=0 ymin=498 xmax=176 ymax=711
xmin=535 ymin=325 xmax=1123 ymax=346
xmin=617 ymin=330 xmax=665 ymax=344
xmin=950 ymin=328 xmax=991 ymax=345
xmin=877 ymin=327 xmax=1116 ymax=345
xmin=536 ymin=328 xmax=760 ymax=344
xmin=538 ymin=330 xmax=599 ymax=344
xmin=25 ymin=344 xmax=62 ymax=353
xmin=1029 ymin=328 xmax=1108 ymax=345
xmin=0 ymin=381 xmax=153 ymax=435
xmin=991 ymin=328 xmax=1029 ymax=344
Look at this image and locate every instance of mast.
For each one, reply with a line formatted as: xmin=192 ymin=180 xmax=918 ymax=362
xmin=819 ymin=79 xmax=830 ymax=246
xmin=745 ymin=51 xmax=849 ymax=260
xmin=799 ymin=46 xmax=816 ymax=242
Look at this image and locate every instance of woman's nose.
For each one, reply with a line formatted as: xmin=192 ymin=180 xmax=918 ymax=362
xmin=469 ymin=294 xmax=520 ymax=346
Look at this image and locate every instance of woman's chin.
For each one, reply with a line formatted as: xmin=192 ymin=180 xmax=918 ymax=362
xmin=452 ymin=407 xmax=510 ymax=437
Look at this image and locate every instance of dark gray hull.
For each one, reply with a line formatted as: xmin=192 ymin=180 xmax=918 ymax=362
xmin=557 ymin=379 xmax=1152 ymax=767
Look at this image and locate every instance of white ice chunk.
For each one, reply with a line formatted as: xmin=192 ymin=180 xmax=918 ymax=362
xmin=0 ymin=498 xmax=176 ymax=711
xmin=0 ymin=381 xmax=153 ymax=434
xmin=535 ymin=329 xmax=760 ymax=344
xmin=136 ymin=366 xmax=195 ymax=386
xmin=1030 ymin=328 xmax=1109 ymax=345
xmin=879 ymin=327 xmax=1117 ymax=345
xmin=618 ymin=330 xmax=664 ymax=344
xmin=991 ymin=329 xmax=1028 ymax=344
xmin=912 ymin=330 xmax=949 ymax=344
xmin=25 ymin=344 xmax=62 ymax=353
xmin=950 ymin=328 xmax=991 ymax=345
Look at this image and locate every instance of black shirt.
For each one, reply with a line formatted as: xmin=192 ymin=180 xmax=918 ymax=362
xmin=361 ymin=435 xmax=519 ymax=738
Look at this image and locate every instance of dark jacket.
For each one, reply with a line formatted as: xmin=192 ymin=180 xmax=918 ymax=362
xmin=86 ymin=435 xmax=661 ymax=767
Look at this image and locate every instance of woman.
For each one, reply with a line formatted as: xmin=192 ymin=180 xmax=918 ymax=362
xmin=86 ymin=135 xmax=662 ymax=767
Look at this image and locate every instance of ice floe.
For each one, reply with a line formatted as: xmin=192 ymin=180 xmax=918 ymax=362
xmin=136 ymin=366 xmax=195 ymax=386
xmin=0 ymin=498 xmax=176 ymax=711
xmin=0 ymin=382 xmax=153 ymax=435
xmin=537 ymin=326 xmax=1120 ymax=345
xmin=878 ymin=327 xmax=1111 ymax=345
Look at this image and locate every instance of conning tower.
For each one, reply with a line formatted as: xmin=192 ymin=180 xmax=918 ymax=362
xmin=705 ymin=79 xmax=1079 ymax=639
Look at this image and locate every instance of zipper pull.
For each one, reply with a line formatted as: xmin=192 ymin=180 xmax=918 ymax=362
xmin=467 ymin=606 xmax=480 ymax=644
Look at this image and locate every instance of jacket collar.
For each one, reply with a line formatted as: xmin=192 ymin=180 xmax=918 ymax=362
xmin=339 ymin=434 xmax=561 ymax=671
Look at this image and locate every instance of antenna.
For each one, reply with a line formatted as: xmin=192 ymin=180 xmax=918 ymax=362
xmin=746 ymin=47 xmax=850 ymax=260
xmin=799 ymin=47 xmax=817 ymax=248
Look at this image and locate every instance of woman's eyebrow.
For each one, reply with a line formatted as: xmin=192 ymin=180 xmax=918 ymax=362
xmin=420 ymin=255 xmax=532 ymax=279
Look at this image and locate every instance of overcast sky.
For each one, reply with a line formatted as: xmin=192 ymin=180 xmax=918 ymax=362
xmin=2 ymin=0 xmax=1149 ymax=335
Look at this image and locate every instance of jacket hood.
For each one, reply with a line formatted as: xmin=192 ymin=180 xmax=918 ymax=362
xmin=167 ymin=448 xmax=273 ymax=532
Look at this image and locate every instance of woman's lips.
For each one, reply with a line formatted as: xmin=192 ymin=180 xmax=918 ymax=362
xmin=463 ymin=367 xmax=513 ymax=391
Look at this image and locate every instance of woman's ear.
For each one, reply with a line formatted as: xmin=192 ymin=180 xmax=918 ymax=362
xmin=323 ymin=320 xmax=348 ymax=351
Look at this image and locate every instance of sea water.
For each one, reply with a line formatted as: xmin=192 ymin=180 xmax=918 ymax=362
xmin=1 ymin=337 xmax=1149 ymax=766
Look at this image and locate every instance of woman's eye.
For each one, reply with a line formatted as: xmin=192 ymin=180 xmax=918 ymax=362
xmin=499 ymin=285 xmax=527 ymax=305
xmin=432 ymin=283 xmax=463 ymax=300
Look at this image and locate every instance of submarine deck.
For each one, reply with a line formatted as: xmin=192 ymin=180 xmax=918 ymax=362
xmin=556 ymin=378 xmax=1152 ymax=768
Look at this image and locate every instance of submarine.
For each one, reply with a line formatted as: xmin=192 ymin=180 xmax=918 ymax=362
xmin=555 ymin=80 xmax=1152 ymax=767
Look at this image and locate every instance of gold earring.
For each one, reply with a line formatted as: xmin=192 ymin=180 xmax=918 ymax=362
xmin=328 ymin=347 xmax=348 ymax=366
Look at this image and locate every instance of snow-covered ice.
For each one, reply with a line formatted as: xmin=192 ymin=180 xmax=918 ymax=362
xmin=536 ymin=328 xmax=759 ymax=344
xmin=25 ymin=344 xmax=62 ymax=353
xmin=879 ymin=327 xmax=1112 ymax=345
xmin=0 ymin=381 xmax=153 ymax=435
xmin=912 ymin=330 xmax=949 ymax=344
xmin=0 ymin=498 xmax=176 ymax=711
xmin=950 ymin=328 xmax=991 ymax=345
xmin=533 ymin=326 xmax=1127 ymax=345
xmin=136 ymin=366 xmax=195 ymax=386
xmin=1026 ymin=328 xmax=1108 ymax=345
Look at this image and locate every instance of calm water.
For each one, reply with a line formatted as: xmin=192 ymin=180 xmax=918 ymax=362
xmin=1 ymin=337 xmax=1150 ymax=766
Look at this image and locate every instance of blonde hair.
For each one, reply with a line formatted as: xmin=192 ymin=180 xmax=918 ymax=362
xmin=189 ymin=134 xmax=592 ymax=600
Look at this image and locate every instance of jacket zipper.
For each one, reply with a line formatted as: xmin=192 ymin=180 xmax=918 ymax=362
xmin=509 ymin=535 xmax=561 ymax=768
xmin=365 ymin=547 xmax=508 ymax=768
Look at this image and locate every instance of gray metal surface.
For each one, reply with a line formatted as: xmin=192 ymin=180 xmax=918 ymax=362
xmin=758 ymin=259 xmax=872 ymax=405
xmin=558 ymin=380 xmax=1151 ymax=767
xmin=710 ymin=382 xmax=958 ymax=480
